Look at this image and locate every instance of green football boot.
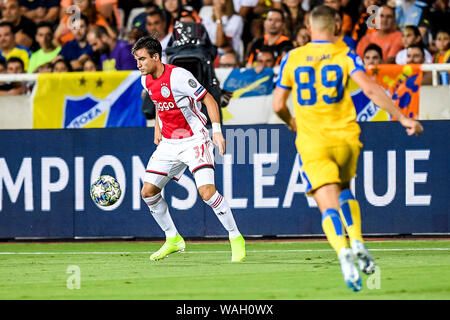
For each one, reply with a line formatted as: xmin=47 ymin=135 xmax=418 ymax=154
xmin=150 ymin=234 xmax=185 ymax=261
xmin=230 ymin=234 xmax=246 ymax=262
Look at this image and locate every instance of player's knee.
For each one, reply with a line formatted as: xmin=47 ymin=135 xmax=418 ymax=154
xmin=141 ymin=183 xmax=161 ymax=199
xmin=198 ymin=184 xmax=216 ymax=201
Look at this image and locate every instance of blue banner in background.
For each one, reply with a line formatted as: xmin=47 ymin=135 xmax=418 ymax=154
xmin=0 ymin=121 xmax=448 ymax=239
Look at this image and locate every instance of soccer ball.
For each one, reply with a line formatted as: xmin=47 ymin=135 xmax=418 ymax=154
xmin=90 ymin=175 xmax=122 ymax=206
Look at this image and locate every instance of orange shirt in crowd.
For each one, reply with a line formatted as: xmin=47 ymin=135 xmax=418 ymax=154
xmin=356 ymin=30 xmax=403 ymax=62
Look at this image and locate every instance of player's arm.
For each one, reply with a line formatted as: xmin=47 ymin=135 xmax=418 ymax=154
xmin=272 ymin=86 xmax=296 ymax=132
xmin=201 ymin=92 xmax=226 ymax=155
xmin=351 ymin=70 xmax=423 ymax=136
xmin=154 ymin=110 xmax=162 ymax=145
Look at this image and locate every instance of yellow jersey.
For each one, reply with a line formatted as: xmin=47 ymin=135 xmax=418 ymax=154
xmin=277 ymin=40 xmax=365 ymax=150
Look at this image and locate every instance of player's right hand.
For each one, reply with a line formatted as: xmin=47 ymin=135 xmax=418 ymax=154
xmin=400 ymin=118 xmax=424 ymax=136
xmin=213 ymin=132 xmax=226 ymax=156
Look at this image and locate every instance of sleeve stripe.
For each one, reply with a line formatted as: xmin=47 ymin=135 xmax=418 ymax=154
xmin=195 ymin=89 xmax=207 ymax=101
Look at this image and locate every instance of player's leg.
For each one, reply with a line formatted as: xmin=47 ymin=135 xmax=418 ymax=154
xmin=337 ymin=144 xmax=375 ymax=274
xmin=339 ymin=184 xmax=375 ymax=274
xmin=312 ymin=183 xmax=361 ymax=292
xmin=300 ymin=148 xmax=361 ymax=291
xmin=195 ymin=169 xmax=246 ymax=262
xmin=142 ymin=180 xmax=185 ymax=261
xmin=143 ymin=143 xmax=186 ymax=261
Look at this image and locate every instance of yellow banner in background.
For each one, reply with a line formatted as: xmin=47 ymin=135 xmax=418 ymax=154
xmin=32 ymin=71 xmax=146 ymax=129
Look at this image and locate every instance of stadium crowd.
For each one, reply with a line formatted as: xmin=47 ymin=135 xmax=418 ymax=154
xmin=0 ymin=0 xmax=449 ymax=93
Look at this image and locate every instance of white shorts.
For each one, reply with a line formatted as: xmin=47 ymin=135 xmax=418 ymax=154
xmin=144 ymin=134 xmax=216 ymax=189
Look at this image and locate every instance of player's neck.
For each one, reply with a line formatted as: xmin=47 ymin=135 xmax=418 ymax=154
xmin=151 ymin=63 xmax=165 ymax=79
xmin=310 ymin=32 xmax=334 ymax=43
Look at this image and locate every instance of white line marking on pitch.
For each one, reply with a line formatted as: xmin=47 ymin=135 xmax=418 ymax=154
xmin=0 ymin=248 xmax=448 ymax=255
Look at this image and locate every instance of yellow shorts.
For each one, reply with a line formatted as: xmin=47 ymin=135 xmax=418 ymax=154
xmin=298 ymin=142 xmax=362 ymax=196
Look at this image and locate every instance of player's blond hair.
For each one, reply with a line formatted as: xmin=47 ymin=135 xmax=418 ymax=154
xmin=309 ymin=5 xmax=338 ymax=33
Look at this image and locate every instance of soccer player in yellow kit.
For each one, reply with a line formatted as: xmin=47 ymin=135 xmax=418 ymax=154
xmin=273 ymin=5 xmax=423 ymax=291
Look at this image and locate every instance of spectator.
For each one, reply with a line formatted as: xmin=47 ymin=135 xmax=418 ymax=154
xmin=52 ymin=57 xmax=72 ymax=72
xmin=19 ymin=0 xmax=59 ymax=24
xmin=351 ymin=0 xmax=380 ymax=43
xmin=0 ymin=0 xmax=37 ymax=49
xmin=334 ymin=9 xmax=356 ymax=50
xmin=406 ymin=43 xmax=425 ymax=64
xmin=406 ymin=43 xmax=432 ymax=84
xmin=126 ymin=0 xmax=154 ymax=32
xmin=55 ymin=0 xmax=116 ymax=45
xmin=356 ymin=5 xmax=403 ymax=64
xmin=128 ymin=3 xmax=158 ymax=34
xmin=363 ymin=43 xmax=382 ymax=66
xmin=60 ymin=0 xmax=123 ymax=31
xmin=6 ymin=56 xmax=24 ymax=73
xmin=281 ymin=0 xmax=306 ymax=39
xmin=163 ymin=0 xmax=200 ymax=34
xmin=0 ymin=57 xmax=25 ymax=95
xmin=324 ymin=0 xmax=352 ymax=35
xmin=202 ymin=0 xmax=244 ymax=61
xmin=395 ymin=0 xmax=430 ymax=32
xmin=95 ymin=0 xmax=123 ymax=31
xmin=144 ymin=7 xmax=171 ymax=63
xmin=293 ymin=25 xmax=310 ymax=47
xmin=87 ymin=25 xmax=136 ymax=70
xmin=57 ymin=14 xmax=94 ymax=71
xmin=396 ymin=25 xmax=432 ymax=64
xmin=246 ymin=8 xmax=293 ymax=67
xmin=254 ymin=46 xmax=275 ymax=73
xmin=0 ymin=58 xmax=5 ymax=72
xmin=82 ymin=57 xmax=98 ymax=71
xmin=0 ymin=22 xmax=30 ymax=71
xmin=429 ymin=0 xmax=450 ymax=38
xmin=432 ymin=30 xmax=450 ymax=63
xmin=28 ymin=22 xmax=61 ymax=73
xmin=35 ymin=61 xmax=52 ymax=72
xmin=218 ymin=51 xmax=240 ymax=68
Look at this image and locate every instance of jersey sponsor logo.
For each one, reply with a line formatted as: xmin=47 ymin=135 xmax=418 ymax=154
xmin=188 ymin=79 xmax=197 ymax=88
xmin=152 ymin=100 xmax=176 ymax=111
xmin=161 ymin=86 xmax=171 ymax=98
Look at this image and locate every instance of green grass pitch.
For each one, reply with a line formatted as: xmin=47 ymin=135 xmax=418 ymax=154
xmin=0 ymin=239 xmax=449 ymax=300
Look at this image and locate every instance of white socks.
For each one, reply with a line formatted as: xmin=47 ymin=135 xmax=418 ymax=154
xmin=144 ymin=191 xmax=241 ymax=239
xmin=143 ymin=193 xmax=178 ymax=238
xmin=204 ymin=191 xmax=241 ymax=239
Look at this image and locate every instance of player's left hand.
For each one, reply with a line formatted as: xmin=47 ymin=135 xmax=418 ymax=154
xmin=213 ymin=132 xmax=226 ymax=155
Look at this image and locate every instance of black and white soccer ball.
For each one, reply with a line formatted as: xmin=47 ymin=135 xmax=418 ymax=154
xmin=90 ymin=175 xmax=122 ymax=206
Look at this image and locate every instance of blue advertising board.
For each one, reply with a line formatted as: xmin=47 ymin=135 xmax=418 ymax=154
xmin=0 ymin=121 xmax=448 ymax=239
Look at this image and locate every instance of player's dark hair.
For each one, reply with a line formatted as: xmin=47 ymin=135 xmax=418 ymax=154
xmin=132 ymin=36 xmax=163 ymax=59
xmin=364 ymin=43 xmax=382 ymax=58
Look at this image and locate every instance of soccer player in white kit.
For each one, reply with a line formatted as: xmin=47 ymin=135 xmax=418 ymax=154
xmin=132 ymin=36 xmax=246 ymax=262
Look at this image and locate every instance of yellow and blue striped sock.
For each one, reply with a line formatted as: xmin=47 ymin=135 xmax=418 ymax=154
xmin=321 ymin=208 xmax=348 ymax=255
xmin=339 ymin=189 xmax=364 ymax=243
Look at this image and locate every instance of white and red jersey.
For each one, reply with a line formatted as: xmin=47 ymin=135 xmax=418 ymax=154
xmin=141 ymin=64 xmax=209 ymax=140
